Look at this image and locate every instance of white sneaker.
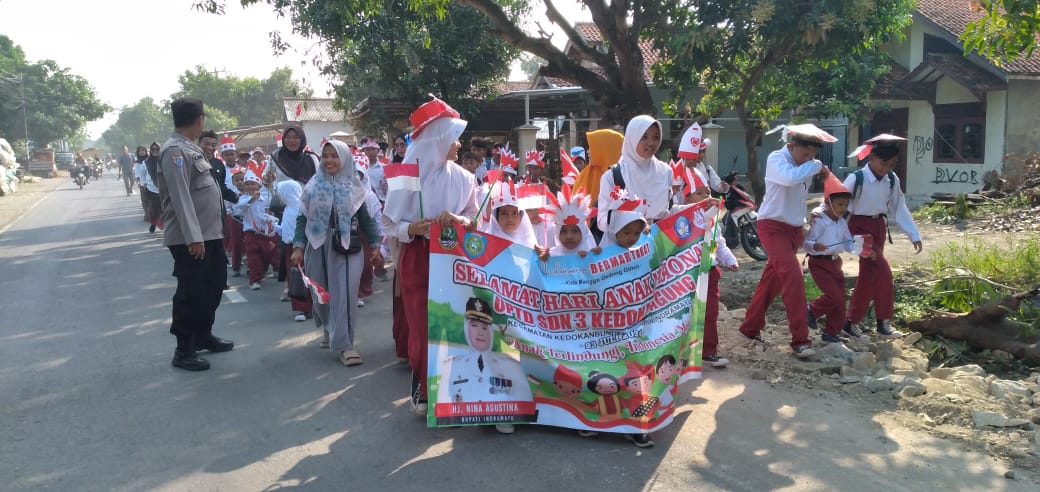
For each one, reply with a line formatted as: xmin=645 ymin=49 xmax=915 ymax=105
xmin=704 ymin=355 xmax=730 ymax=368
xmin=495 ymin=424 xmax=515 ymax=435
xmin=410 ymin=400 xmax=428 ymax=416
xmin=357 ymin=298 xmax=365 ymax=307
xmin=249 ymin=282 xmax=261 ymax=290
xmin=280 ymin=289 xmax=290 ymax=302
xmin=293 ymin=312 xmax=307 ymax=322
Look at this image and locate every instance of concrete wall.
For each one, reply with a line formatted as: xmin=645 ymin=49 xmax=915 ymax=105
xmin=935 ymin=78 xmax=978 ymax=104
xmin=1005 ymin=79 xmax=1040 ymax=155
xmin=300 ymin=122 xmax=357 ymax=147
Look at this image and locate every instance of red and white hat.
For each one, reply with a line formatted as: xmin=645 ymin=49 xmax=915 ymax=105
xmin=767 ymin=123 xmax=838 ymax=144
xmin=681 ymin=167 xmax=707 ymax=197
xmin=822 ymin=171 xmax=850 ymax=198
xmin=545 ymin=184 xmax=591 ymax=227
xmin=848 ymin=133 xmax=907 ymax=160
xmin=604 ymin=186 xmax=648 ymax=234
xmin=243 ymin=170 xmax=262 ymax=185
xmin=360 ymin=140 xmax=380 ymax=150
xmin=677 ymin=123 xmax=712 ymax=159
xmin=220 ymin=133 xmax=236 ymax=152
xmin=525 ymin=149 xmax=545 ymax=168
xmin=559 ymin=148 xmax=580 ymax=185
xmin=499 ymin=150 xmax=519 ymax=175
xmin=409 ymin=95 xmax=461 ymax=138
xmin=353 ymin=154 xmax=369 ymax=175
xmin=489 ymin=177 xmax=519 ymax=209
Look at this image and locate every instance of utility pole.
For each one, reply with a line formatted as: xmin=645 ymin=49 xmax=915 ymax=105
xmin=20 ymin=74 xmax=29 ymax=162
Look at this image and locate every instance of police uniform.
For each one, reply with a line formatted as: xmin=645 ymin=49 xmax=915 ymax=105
xmin=156 ymin=119 xmax=227 ymax=352
xmin=435 ymin=298 xmax=533 ymax=404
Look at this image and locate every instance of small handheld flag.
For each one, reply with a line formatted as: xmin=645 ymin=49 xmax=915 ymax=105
xmin=384 ymin=161 xmax=421 ymax=192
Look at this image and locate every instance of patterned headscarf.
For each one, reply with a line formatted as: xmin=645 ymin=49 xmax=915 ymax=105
xmin=300 ymin=140 xmax=367 ymax=249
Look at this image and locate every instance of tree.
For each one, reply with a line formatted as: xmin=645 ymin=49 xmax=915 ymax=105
xmin=196 ymin=0 xmax=673 ymax=124
xmin=653 ymin=0 xmax=915 ymax=200
xmin=99 ymin=98 xmax=239 ymax=152
xmin=962 ymin=0 xmax=1040 ymax=64
xmin=519 ymin=54 xmax=544 ymax=80
xmin=0 ymin=35 xmax=109 ymax=148
xmin=173 ymin=66 xmax=309 ymax=127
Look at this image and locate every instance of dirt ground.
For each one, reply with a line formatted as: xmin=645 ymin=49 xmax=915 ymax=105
xmin=714 ymin=218 xmax=1040 ymax=479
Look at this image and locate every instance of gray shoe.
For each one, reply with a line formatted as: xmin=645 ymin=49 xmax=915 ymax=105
xmin=842 ymin=320 xmax=868 ymax=340
xmin=876 ymin=320 xmax=904 ymax=339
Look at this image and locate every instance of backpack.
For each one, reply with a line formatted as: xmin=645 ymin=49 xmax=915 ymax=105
xmin=851 ymin=169 xmax=895 ymax=200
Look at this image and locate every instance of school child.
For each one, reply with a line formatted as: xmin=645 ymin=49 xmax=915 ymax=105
xmin=382 ymin=97 xmax=478 ymax=418
xmin=676 ymin=122 xmax=727 ymax=194
xmin=479 ymin=178 xmax=539 ymax=248
xmin=353 ymin=154 xmax=386 ymax=307
xmin=540 ymin=185 xmax=598 ymax=259
xmin=804 ymin=173 xmax=856 ymax=344
xmin=276 ymin=179 xmax=312 ymax=322
xmin=738 ymin=124 xmax=835 ymax=358
xmin=599 ymin=187 xmax=649 ymax=250
xmin=841 ymin=134 xmax=922 ymax=339
xmin=235 ymin=171 xmax=280 ymax=290
xmin=596 ymin=115 xmax=673 ymax=233
xmin=226 ymin=169 xmax=246 ymax=277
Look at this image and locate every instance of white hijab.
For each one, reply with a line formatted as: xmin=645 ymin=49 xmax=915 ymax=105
xmin=618 ymin=115 xmax=673 ymax=220
xmin=485 ymin=205 xmax=538 ymax=248
xmin=383 ymin=116 xmax=467 ymax=223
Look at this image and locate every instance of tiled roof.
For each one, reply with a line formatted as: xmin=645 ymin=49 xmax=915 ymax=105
xmin=495 ymin=80 xmax=534 ymax=93
xmin=557 ymin=22 xmax=658 ymax=83
xmin=872 ymin=60 xmax=913 ymax=99
xmin=282 ymin=97 xmax=348 ymax=122
xmin=915 ymin=0 xmax=1040 ymax=75
xmin=902 ymin=52 xmax=1007 ymax=98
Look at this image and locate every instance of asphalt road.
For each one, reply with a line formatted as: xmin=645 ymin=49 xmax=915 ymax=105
xmin=0 ymin=176 xmax=1031 ymax=491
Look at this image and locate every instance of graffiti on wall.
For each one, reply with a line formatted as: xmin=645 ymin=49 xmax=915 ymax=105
xmin=932 ymin=166 xmax=980 ymax=185
xmin=913 ymin=136 xmax=932 ymax=166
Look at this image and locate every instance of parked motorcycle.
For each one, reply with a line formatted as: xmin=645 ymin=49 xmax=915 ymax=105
xmin=720 ymin=172 xmax=767 ymax=261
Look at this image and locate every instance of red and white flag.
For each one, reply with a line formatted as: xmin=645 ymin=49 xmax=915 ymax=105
xmin=298 ymin=267 xmax=331 ymax=304
xmin=559 ymin=149 xmax=579 ymax=185
xmin=384 ymin=161 xmax=421 ymax=192
xmin=517 ymin=182 xmax=547 ymax=211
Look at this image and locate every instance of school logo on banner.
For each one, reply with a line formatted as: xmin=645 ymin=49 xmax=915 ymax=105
xmin=674 ymin=215 xmax=692 ymax=241
xmin=463 ymin=232 xmax=486 ymax=258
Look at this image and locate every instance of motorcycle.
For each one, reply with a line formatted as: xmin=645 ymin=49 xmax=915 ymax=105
xmin=720 ymin=172 xmax=767 ymax=261
xmin=72 ymin=167 xmax=89 ymax=189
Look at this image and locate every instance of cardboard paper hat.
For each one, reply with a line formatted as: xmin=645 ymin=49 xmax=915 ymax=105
xmin=848 ymin=133 xmax=907 ymax=160
xmin=676 ymin=123 xmax=712 ymax=158
xmin=490 ymin=177 xmax=519 ymax=209
xmin=409 ymin=95 xmax=461 ymax=138
xmin=499 ymin=150 xmax=519 ymax=175
xmin=525 ymin=149 xmax=546 ymax=168
xmin=822 ymin=171 xmax=850 ymax=198
xmin=353 ymin=154 xmax=369 ymax=174
xmin=605 ymin=186 xmax=648 ymax=231
xmin=220 ymin=133 xmax=236 ymax=152
xmin=360 ymin=140 xmax=380 ymax=150
xmin=243 ymin=170 xmax=262 ymax=184
xmin=670 ymin=159 xmax=684 ymax=185
xmin=553 ymin=364 xmax=582 ymax=388
xmin=546 ymin=184 xmax=591 ymax=227
xmin=682 ymin=167 xmax=708 ymax=197
xmin=559 ymin=148 xmax=580 ymax=185
xmin=465 ymin=297 xmax=493 ymax=323
xmin=767 ymin=123 xmax=838 ymax=145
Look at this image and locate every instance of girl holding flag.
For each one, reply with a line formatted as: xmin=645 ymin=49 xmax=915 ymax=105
xmin=381 ymin=97 xmax=478 ymax=416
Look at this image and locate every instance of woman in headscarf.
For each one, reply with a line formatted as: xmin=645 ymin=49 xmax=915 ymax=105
xmin=382 ymin=97 xmax=477 ymax=416
xmin=268 ymin=123 xmax=319 ymax=187
xmin=595 ymin=116 xmax=672 ymax=234
xmin=290 ymin=140 xmax=381 ymax=367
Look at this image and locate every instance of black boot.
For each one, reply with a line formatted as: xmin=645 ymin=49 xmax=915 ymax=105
xmin=172 ymin=349 xmax=210 ymax=371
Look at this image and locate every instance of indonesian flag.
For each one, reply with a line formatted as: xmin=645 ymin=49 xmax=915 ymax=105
xmin=299 ymin=268 xmax=331 ymax=304
xmin=517 ymin=183 xmax=547 ymax=210
xmin=384 ymin=161 xmax=421 ymax=192
xmin=559 ymin=148 xmax=579 ymax=185
xmin=294 ymin=103 xmax=302 ymax=118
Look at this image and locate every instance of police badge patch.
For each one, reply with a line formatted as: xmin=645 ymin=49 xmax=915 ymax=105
xmin=173 ymin=156 xmax=184 ymax=168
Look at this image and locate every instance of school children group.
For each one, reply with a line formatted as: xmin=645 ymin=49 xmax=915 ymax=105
xmin=173 ymin=96 xmax=921 ymax=449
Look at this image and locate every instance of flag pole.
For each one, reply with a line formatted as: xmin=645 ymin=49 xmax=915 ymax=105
xmin=417 ymin=158 xmax=424 ymax=219
xmin=473 ymin=175 xmax=498 ymax=223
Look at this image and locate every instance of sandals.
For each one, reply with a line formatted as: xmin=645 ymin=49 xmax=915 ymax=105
xmin=319 ymin=330 xmax=330 ymax=349
xmin=340 ymin=349 xmax=363 ymax=366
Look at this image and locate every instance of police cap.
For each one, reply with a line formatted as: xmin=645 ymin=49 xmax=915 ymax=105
xmin=465 ymin=297 xmax=493 ymax=323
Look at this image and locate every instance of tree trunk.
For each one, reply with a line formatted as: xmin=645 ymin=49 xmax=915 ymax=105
xmin=907 ymin=288 xmax=1040 ymax=366
xmin=736 ymin=104 xmax=766 ymax=202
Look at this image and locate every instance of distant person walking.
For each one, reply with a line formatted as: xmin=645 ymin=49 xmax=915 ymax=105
xmin=155 ymin=97 xmax=234 ymax=371
xmin=118 ymin=146 xmax=135 ymax=196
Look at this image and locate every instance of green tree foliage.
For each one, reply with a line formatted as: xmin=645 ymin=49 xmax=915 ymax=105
xmin=99 ymin=98 xmax=238 ymax=151
xmin=653 ymin=0 xmax=914 ymax=200
xmin=0 ymin=35 xmax=109 ymax=148
xmin=172 ymin=66 xmax=309 ymax=127
xmin=962 ymin=0 xmax=1040 ymax=64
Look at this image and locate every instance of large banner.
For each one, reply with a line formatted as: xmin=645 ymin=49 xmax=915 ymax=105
xmin=426 ymin=201 xmax=717 ymax=433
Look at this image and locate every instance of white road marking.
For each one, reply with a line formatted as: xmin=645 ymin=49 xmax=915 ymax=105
xmin=224 ymin=289 xmax=247 ymax=303
xmin=0 ymin=184 xmax=62 ymax=236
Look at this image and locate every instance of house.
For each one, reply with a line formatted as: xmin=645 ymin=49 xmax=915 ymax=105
xmin=862 ymin=0 xmax=1040 ymax=206
xmin=282 ymin=97 xmax=358 ymax=146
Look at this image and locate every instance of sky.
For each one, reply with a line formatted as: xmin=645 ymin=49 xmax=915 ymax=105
xmin=0 ymin=0 xmax=589 ymax=140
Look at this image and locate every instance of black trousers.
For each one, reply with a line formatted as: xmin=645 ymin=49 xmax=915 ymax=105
xmin=168 ymin=239 xmax=227 ymax=350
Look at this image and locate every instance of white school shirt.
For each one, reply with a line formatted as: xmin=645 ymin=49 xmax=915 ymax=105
xmin=842 ymin=171 xmax=921 ymax=242
xmin=233 ymin=187 xmax=271 ymax=233
xmin=803 ymin=212 xmax=853 ymax=256
xmin=693 ymin=161 xmax=726 ymax=194
xmin=757 ymin=146 xmax=822 ymax=226
xmin=367 ymin=160 xmax=387 ymax=203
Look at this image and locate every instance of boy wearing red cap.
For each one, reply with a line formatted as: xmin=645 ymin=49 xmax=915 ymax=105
xmin=841 ymin=135 xmax=922 ymax=339
xmin=804 ymin=174 xmax=855 ymax=344
xmin=738 ymin=124 xmax=835 ymax=358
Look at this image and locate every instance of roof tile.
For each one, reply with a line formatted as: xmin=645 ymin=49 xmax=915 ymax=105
xmin=916 ymin=0 xmax=1040 ymax=74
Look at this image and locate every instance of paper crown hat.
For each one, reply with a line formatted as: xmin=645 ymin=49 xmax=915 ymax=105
xmin=605 ymin=186 xmax=648 ymax=230
xmin=559 ymin=148 xmax=580 ymax=185
xmin=676 ymin=123 xmax=713 ymax=158
xmin=545 ymin=184 xmax=591 ymax=227
xmin=499 ymin=149 xmax=519 ymax=175
xmin=352 ymin=154 xmax=369 ymax=174
xmin=220 ymin=133 xmax=236 ymax=152
xmin=525 ymin=149 xmax=545 ymax=168
xmin=242 ymin=170 xmax=261 ymax=184
xmin=848 ymin=133 xmax=907 ymax=160
xmin=489 ymin=177 xmax=519 ymax=209
xmin=822 ymin=171 xmax=850 ymax=198
xmin=409 ymin=95 xmax=461 ymax=138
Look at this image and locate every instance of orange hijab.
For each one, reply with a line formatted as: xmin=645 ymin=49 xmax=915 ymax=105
xmin=572 ymin=128 xmax=623 ymax=200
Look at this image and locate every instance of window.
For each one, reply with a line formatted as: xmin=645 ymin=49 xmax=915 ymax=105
xmin=933 ymin=103 xmax=985 ymax=164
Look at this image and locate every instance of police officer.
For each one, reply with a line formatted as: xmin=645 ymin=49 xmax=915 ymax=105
xmin=436 ymin=298 xmax=533 ymax=427
xmin=156 ymin=97 xmax=234 ymax=371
